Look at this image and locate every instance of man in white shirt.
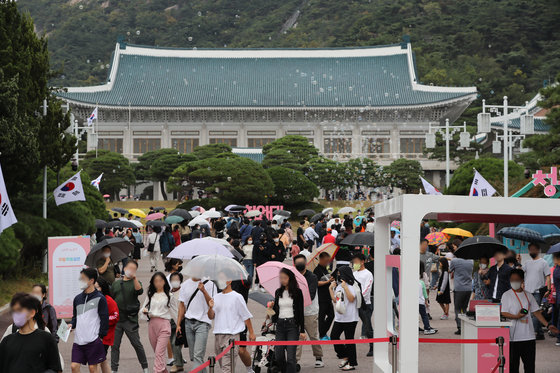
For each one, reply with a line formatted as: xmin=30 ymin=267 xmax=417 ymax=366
xmin=177 ymin=277 xmax=217 ymax=373
xmin=304 ymin=224 xmax=319 ymax=249
xmin=365 ymin=218 xmax=374 ymax=233
xmin=352 ymin=253 xmax=374 ymax=356
xmin=500 ymin=269 xmax=557 ymax=373
xmin=522 ymin=243 xmax=551 ymax=340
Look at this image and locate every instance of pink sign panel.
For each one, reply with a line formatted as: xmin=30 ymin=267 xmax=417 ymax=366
xmin=48 ymin=236 xmax=90 ymax=319
xmin=477 ymin=327 xmax=509 ymax=372
xmin=245 ymin=205 xmax=284 ymax=220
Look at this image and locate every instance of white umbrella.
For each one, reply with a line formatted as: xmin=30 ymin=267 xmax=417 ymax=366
xmin=202 ymin=236 xmax=233 ymax=250
xmin=188 ymin=216 xmax=210 ymax=227
xmin=338 ymin=207 xmax=356 ymax=214
xmin=245 ymin=210 xmax=261 ymax=218
xmin=129 ymin=219 xmax=143 ymax=228
xmin=167 ymin=239 xmax=233 ymax=260
xmin=322 ymin=207 xmax=334 ymax=214
xmin=189 ymin=210 xmax=201 ymax=217
xmin=201 ymin=210 xmax=222 ymax=219
xmin=272 ymin=214 xmax=287 ymax=223
xmin=184 ymin=255 xmax=248 ymax=281
xmin=326 ymin=218 xmax=341 ymax=228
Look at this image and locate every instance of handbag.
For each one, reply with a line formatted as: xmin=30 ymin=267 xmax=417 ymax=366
xmin=175 ymin=280 xmax=209 ymax=348
xmin=334 ymin=290 xmax=346 ymax=314
xmin=430 ymin=262 xmax=438 ymax=273
xmin=147 ymin=233 xmax=158 ymax=252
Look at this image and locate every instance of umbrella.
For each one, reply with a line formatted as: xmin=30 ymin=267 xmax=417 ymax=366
xmin=146 ymin=212 xmax=165 ymax=221
xmin=273 ymin=209 xmax=291 ymax=217
xmin=338 ymin=207 xmax=356 ymax=214
xmin=340 ymin=232 xmax=375 ymax=247
xmin=191 ymin=206 xmax=206 ymax=213
xmin=129 ymin=220 xmax=143 ymax=228
xmin=85 ymin=238 xmax=133 ymax=267
xmin=168 ymin=238 xmax=234 ymax=260
xmin=225 ymin=204 xmax=246 ymax=212
xmin=454 ymin=236 xmax=508 ymax=260
xmin=146 ymin=220 xmax=167 ymax=227
xmin=245 ymin=210 xmax=261 ymax=218
xmin=107 ymin=220 xmax=137 ymax=229
xmin=306 ymin=243 xmax=338 ymax=272
xmin=103 ymin=194 xmax=110 ymax=198
xmin=326 ymin=218 xmax=341 ymax=229
xmin=165 ymin=216 xmax=184 ymax=224
xmin=391 ymin=220 xmax=401 ymax=230
xmin=547 ymin=243 xmax=560 ymax=255
xmin=518 ymin=224 xmax=560 ymax=243
xmin=184 ymin=255 xmax=248 ymax=281
xmin=202 ymin=237 xmax=243 ymax=260
xmin=153 ymin=207 xmax=166 ymax=211
xmin=256 ymin=262 xmax=312 ymax=307
xmin=111 ymin=207 xmax=128 ymax=214
xmin=188 ymin=216 xmax=211 ymax=227
xmin=442 ymin=228 xmax=473 ymax=237
xmin=298 ymin=209 xmax=316 ymax=217
xmin=272 ymin=215 xmax=288 ymax=224
xmin=364 ymin=206 xmax=375 ymax=214
xmin=95 ymin=219 xmax=107 ymax=229
xmin=425 ymin=232 xmax=449 ymax=246
xmin=310 ymin=213 xmax=324 ymax=223
xmin=169 ymin=209 xmax=192 ymax=220
xmin=353 ymin=216 xmax=365 ymax=226
xmin=322 ymin=207 xmax=334 ymax=215
xmin=129 ymin=208 xmax=146 ymax=218
xmin=201 ymin=210 xmax=222 ymax=219
xmin=497 ymin=226 xmax=544 ymax=243
xmin=390 ymin=227 xmax=400 ymax=234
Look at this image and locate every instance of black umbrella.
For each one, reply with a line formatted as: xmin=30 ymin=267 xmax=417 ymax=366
xmin=298 ymin=209 xmax=316 ymax=217
xmin=147 ymin=220 xmax=167 ymax=227
xmin=273 ymin=209 xmax=291 ymax=217
xmin=111 ymin=207 xmax=128 ymax=214
xmin=153 ymin=206 xmax=166 ymax=211
xmin=107 ymin=220 xmax=137 ymax=229
xmin=169 ymin=208 xmax=193 ymax=220
xmin=454 ymin=236 xmax=508 ymax=260
xmin=497 ymin=226 xmax=545 ymax=244
xmin=340 ymin=232 xmax=375 ymax=247
xmin=95 ymin=219 xmax=107 ymax=229
xmin=310 ymin=213 xmax=325 ymax=223
xmin=85 ymin=238 xmax=133 ymax=267
xmin=364 ymin=206 xmax=375 ymax=214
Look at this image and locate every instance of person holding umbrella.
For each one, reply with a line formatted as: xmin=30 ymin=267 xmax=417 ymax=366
xmin=97 ymin=246 xmax=117 ymax=285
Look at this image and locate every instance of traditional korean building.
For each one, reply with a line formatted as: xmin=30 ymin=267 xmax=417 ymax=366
xmin=57 ymin=39 xmax=477 ymax=187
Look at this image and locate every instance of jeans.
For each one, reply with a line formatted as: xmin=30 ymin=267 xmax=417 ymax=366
xmin=419 ymin=304 xmax=431 ymax=330
xmin=531 ymin=291 xmax=543 ymax=336
xmin=453 ymin=290 xmax=472 ymax=329
xmin=243 ymin=259 xmax=254 ymax=283
xmin=330 ymin=321 xmax=358 ymax=366
xmin=510 ymin=339 xmax=536 ymax=373
xmin=359 ymin=303 xmax=374 ymax=349
xmin=318 ymin=301 xmax=334 ymax=338
xmin=275 ymin=318 xmax=299 ymax=373
xmin=430 ymin=270 xmax=439 ymax=289
xmin=185 ymin=319 xmax=211 ymax=373
xmin=170 ymin=320 xmax=183 ymax=368
xmin=111 ymin=319 xmax=148 ymax=371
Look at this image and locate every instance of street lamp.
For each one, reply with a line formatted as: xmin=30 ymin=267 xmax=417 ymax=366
xmin=425 ymin=118 xmax=471 ymax=188
xmin=477 ymin=96 xmax=533 ymax=197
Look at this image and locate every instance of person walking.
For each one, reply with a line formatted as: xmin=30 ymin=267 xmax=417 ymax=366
xmin=449 ymin=253 xmax=474 ymax=335
xmin=329 ymin=266 xmax=360 ymax=371
xmin=95 ymin=277 xmax=119 ymax=373
xmin=169 ymin=273 xmax=184 ymax=373
xmin=267 ymin=233 xmax=286 ymax=262
xmin=142 ymin=272 xmax=176 ymax=373
xmin=314 ymin=252 xmax=334 ymax=340
xmin=294 ymin=255 xmax=324 ymax=368
xmin=148 ymin=226 xmax=163 ymax=272
xmin=111 ymin=260 xmax=149 ymax=373
xmin=484 ymin=251 xmax=512 ymax=303
xmin=71 ymin=268 xmax=109 ymax=373
xmin=30 ymin=284 xmax=58 ymax=342
xmin=164 ymin=258 xmax=183 ymax=284
xmin=304 ymin=223 xmax=319 ymax=249
xmin=419 ymin=264 xmax=438 ymax=335
xmin=435 ymin=257 xmax=451 ymax=320
xmin=351 ymin=253 xmax=374 ymax=356
xmin=242 ymin=237 xmax=254 ymax=282
xmin=97 ymin=246 xmax=117 ymax=285
xmin=160 ymin=226 xmax=177 ymax=260
xmin=552 ymin=252 xmax=560 ymax=346
xmin=522 ymin=243 xmax=551 ymax=340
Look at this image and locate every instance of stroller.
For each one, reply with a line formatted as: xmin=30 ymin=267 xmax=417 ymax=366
xmin=252 ymin=317 xmax=279 ymax=373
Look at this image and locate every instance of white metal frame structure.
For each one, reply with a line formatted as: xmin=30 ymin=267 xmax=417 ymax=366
xmin=373 ymin=195 xmax=560 ymax=373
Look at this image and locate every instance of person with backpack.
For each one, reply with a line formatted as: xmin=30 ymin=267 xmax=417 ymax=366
xmin=148 ymin=226 xmax=163 ymax=272
xmin=160 ymin=226 xmax=177 ymax=260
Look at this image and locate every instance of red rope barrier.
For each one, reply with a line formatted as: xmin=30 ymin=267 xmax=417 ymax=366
xmin=236 ymin=337 xmax=499 ymax=346
xmin=188 ymin=342 xmax=234 ymax=373
xmin=418 ymin=338 xmax=497 ymax=344
xmin=490 ymin=360 xmax=500 ymax=373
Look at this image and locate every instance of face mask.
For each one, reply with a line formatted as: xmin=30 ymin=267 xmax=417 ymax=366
xmin=171 ymin=281 xmax=181 ymax=289
xmin=273 ymin=238 xmax=279 ymax=243
xmin=79 ymin=280 xmax=89 ymax=290
xmin=217 ymin=280 xmax=227 ymax=290
xmin=247 ymin=240 xmax=253 ymax=244
xmin=103 ymin=252 xmax=111 ymax=258
xmin=529 ymin=253 xmax=538 ymax=259
xmin=353 ymin=263 xmax=361 ymax=271
xmin=510 ymin=281 xmax=522 ymax=291
xmin=32 ymin=294 xmax=43 ymax=302
xmin=479 ymin=264 xmax=487 ymax=270
xmin=12 ymin=312 xmax=28 ymax=328
xmin=295 ymin=263 xmax=306 ymax=272
xmin=124 ymin=269 xmax=135 ymax=278
xmin=177 ymin=266 xmax=183 ymax=272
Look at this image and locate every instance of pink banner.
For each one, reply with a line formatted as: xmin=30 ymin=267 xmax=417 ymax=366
xmin=245 ymin=205 xmax=284 ymax=220
xmin=48 ymin=236 xmax=90 ymax=319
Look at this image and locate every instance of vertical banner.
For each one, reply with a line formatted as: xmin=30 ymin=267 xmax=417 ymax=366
xmin=48 ymin=236 xmax=90 ymax=319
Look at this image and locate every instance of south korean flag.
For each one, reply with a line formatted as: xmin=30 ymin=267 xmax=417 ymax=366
xmin=53 ymin=171 xmax=86 ymax=206
xmin=0 ymin=163 xmax=17 ymax=234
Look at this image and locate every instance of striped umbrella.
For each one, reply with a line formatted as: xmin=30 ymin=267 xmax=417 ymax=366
xmin=497 ymin=226 xmax=544 ymax=243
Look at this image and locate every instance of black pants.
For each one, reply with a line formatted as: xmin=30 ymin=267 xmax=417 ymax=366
xmin=275 ymin=318 xmax=299 ymax=373
xmin=318 ymin=301 xmax=334 ymax=338
xmin=330 ymin=321 xmax=358 ymax=366
xmin=453 ymin=290 xmax=471 ymax=329
xmin=510 ymin=339 xmax=535 ymax=373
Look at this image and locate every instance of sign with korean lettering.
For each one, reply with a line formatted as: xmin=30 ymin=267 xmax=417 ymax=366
xmin=532 ymin=167 xmax=560 ymax=197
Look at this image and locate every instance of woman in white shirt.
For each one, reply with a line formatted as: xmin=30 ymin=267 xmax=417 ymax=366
xmin=142 ymin=272 xmax=176 ymax=373
xmin=329 ymin=266 xmax=360 ymax=371
xmin=147 ymin=226 xmax=162 ymax=272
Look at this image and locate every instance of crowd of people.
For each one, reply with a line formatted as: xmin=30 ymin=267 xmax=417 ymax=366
xmin=1 ymin=208 xmax=560 ymax=373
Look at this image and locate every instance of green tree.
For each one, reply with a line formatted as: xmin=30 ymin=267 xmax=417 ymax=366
xmin=262 ymin=135 xmax=319 ymax=171
xmin=385 ymin=158 xmax=423 ymax=193
xmin=304 ymin=156 xmax=344 ymax=194
xmin=266 ymin=166 xmax=319 ymax=205
xmin=446 ymin=157 xmax=524 ymax=195
xmin=342 ymin=158 xmax=384 ymax=192
xmin=192 ymin=143 xmax=232 ymax=160
xmin=0 ymin=228 xmax=21 ymax=275
xmin=135 ymin=148 xmax=179 ymax=181
xmin=151 ymin=153 xmax=197 ymax=200
xmin=81 ymin=151 xmax=135 ymax=200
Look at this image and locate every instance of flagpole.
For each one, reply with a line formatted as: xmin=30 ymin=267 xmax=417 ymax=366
xmin=503 ymin=96 xmax=509 ymax=197
xmin=95 ymin=103 xmax=99 ymax=158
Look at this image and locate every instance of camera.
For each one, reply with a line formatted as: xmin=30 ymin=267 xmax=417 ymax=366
xmin=520 ymin=308 xmax=529 ymax=315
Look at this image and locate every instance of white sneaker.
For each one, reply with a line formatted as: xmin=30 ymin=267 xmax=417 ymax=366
xmin=167 ymin=358 xmax=175 ymax=366
xmin=247 ymin=368 xmax=255 ymax=373
xmin=423 ymin=328 xmax=438 ymax=335
xmin=143 ymin=369 xmax=149 ymax=373
xmin=315 ymin=359 xmax=325 ymax=368
xmin=260 ymin=287 xmax=266 ymax=293
xmin=440 ymin=315 xmax=448 ymax=320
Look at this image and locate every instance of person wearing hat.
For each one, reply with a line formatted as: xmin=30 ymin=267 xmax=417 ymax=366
xmin=323 ymin=228 xmax=336 ymax=244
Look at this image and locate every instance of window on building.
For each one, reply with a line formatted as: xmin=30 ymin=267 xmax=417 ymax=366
xmin=209 ymin=138 xmax=237 ymax=147
xmin=172 ymin=138 xmax=199 ymax=153
xmin=363 ymin=138 xmax=390 ymax=154
xmin=400 ymin=138 xmax=425 ymax=153
xmin=324 ymin=138 xmax=352 ymax=154
xmin=247 ymin=138 xmax=275 ymax=148
xmin=133 ymin=138 xmax=161 ymax=154
xmin=98 ymin=138 xmax=123 ymax=153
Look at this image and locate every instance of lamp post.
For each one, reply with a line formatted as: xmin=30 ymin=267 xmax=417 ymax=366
xmin=425 ymin=118 xmax=471 ymax=188
xmin=477 ymin=96 xmax=533 ymax=197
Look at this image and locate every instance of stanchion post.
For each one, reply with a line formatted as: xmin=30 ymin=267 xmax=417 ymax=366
xmin=229 ymin=339 xmax=235 ymax=372
xmin=496 ymin=336 xmax=505 ymax=373
xmin=390 ymin=335 xmax=398 ymax=373
xmin=208 ymin=356 xmax=216 ymax=373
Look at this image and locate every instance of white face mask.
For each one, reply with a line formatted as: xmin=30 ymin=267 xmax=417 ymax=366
xmin=32 ymin=294 xmax=43 ymax=302
xmin=171 ymin=281 xmax=181 ymax=289
xmin=124 ymin=269 xmax=135 ymax=279
xmin=273 ymin=238 xmax=279 ymax=243
xmin=510 ymin=281 xmax=522 ymax=291
xmin=79 ymin=280 xmax=89 ymax=290
xmin=217 ymin=280 xmax=227 ymax=289
xmin=479 ymin=264 xmax=487 ymax=270
xmin=103 ymin=252 xmax=111 ymax=258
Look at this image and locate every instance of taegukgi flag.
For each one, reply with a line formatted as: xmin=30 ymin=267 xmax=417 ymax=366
xmin=0 ymin=163 xmax=17 ymax=234
xmin=420 ymin=176 xmax=442 ymax=195
xmin=53 ymin=171 xmax=86 ymax=206
xmin=91 ymin=173 xmax=103 ymax=190
xmin=87 ymin=107 xmax=98 ymax=126
xmin=469 ymin=170 xmax=496 ymax=197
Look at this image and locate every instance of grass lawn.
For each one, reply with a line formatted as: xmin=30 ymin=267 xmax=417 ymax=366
xmin=0 ymin=270 xmax=48 ymax=306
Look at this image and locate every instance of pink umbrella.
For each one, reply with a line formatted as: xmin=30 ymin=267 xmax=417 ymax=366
xmin=145 ymin=212 xmax=164 ymax=221
xmin=256 ymin=262 xmax=311 ymax=306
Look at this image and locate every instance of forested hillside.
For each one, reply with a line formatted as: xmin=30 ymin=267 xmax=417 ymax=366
xmin=18 ymin=0 xmax=560 ymax=110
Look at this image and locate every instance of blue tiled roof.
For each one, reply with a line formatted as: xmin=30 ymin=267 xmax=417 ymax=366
xmin=232 ymin=148 xmax=264 ymax=163
xmin=57 ymin=43 xmax=476 ymax=108
xmin=491 ymin=117 xmax=550 ymax=132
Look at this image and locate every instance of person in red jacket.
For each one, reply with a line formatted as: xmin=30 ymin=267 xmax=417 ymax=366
xmin=322 ymin=228 xmax=336 ymax=244
xmin=96 ymin=277 xmax=119 ymax=373
xmin=172 ymin=226 xmax=181 ymax=247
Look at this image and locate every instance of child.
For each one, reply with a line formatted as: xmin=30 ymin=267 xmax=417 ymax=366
xmin=419 ymin=264 xmax=437 ymax=335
